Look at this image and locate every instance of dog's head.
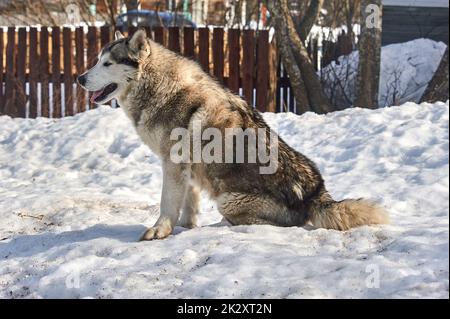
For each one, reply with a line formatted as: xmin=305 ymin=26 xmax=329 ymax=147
xmin=77 ymin=29 xmax=150 ymax=104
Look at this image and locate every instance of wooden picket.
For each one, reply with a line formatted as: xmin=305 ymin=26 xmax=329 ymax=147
xmin=52 ymin=27 xmax=61 ymax=118
xmin=242 ymin=30 xmax=255 ymax=106
xmin=40 ymin=27 xmax=50 ymax=117
xmin=4 ymin=27 xmax=15 ymax=116
xmin=63 ymin=27 xmax=74 ymax=116
xmin=198 ymin=27 xmax=209 ymax=72
xmin=75 ymin=27 xmax=86 ymax=113
xmin=16 ymin=28 xmax=26 ymax=117
xmin=168 ymin=27 xmax=180 ymax=53
xmin=256 ymin=30 xmax=269 ymax=112
xmin=29 ymin=28 xmax=38 ymax=118
xmin=227 ymin=29 xmax=240 ymax=94
xmin=212 ymin=28 xmax=224 ymax=84
xmin=183 ymin=27 xmax=195 ymax=59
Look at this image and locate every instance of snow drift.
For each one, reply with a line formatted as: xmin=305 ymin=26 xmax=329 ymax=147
xmin=321 ymin=39 xmax=447 ymax=108
xmin=0 ymin=102 xmax=448 ymax=298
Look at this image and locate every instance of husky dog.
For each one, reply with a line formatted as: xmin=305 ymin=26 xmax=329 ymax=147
xmin=77 ymin=30 xmax=388 ymax=240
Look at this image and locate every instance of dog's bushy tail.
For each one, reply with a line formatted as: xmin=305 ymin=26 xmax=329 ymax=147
xmin=309 ymin=190 xmax=389 ymax=231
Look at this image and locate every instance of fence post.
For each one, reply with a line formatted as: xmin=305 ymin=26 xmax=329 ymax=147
xmin=75 ymin=27 xmax=86 ymax=113
xmin=87 ymin=26 xmax=98 ymax=109
xmin=16 ymin=28 xmax=27 ymax=118
xmin=63 ymin=27 xmax=74 ymax=115
xmin=267 ymin=37 xmax=278 ymax=113
xmin=228 ymin=29 xmax=240 ymax=94
xmin=212 ymin=28 xmax=224 ymax=84
xmin=40 ymin=27 xmax=50 ymax=117
xmin=198 ymin=28 xmax=210 ymax=73
xmin=256 ymin=30 xmax=269 ymax=112
xmin=153 ymin=26 xmax=164 ymax=45
xmin=183 ymin=27 xmax=195 ymax=59
xmin=168 ymin=27 xmax=180 ymax=53
xmin=29 ymin=28 xmax=39 ymax=118
xmin=4 ymin=27 xmax=15 ymax=116
xmin=52 ymin=27 xmax=61 ymax=118
xmin=100 ymin=25 xmax=111 ymax=48
xmin=242 ymin=29 xmax=255 ymax=106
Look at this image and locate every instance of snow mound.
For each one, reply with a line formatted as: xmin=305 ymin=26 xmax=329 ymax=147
xmin=321 ymin=38 xmax=447 ymax=108
xmin=0 ymin=102 xmax=448 ymax=298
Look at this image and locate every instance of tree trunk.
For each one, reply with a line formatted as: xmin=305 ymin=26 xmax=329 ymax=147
xmin=355 ymin=0 xmax=382 ymax=109
xmin=271 ymin=2 xmax=310 ymax=114
xmin=420 ymin=47 xmax=449 ymax=104
xmin=270 ymin=0 xmax=333 ymax=114
xmin=297 ymin=0 xmax=324 ymax=42
xmin=275 ymin=0 xmax=333 ymax=114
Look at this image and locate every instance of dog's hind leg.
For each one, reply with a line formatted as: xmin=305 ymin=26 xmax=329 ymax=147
xmin=178 ymin=184 xmax=200 ymax=228
xmin=217 ymin=192 xmax=307 ymax=227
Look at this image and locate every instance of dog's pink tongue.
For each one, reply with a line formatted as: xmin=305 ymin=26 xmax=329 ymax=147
xmin=90 ymin=88 xmax=104 ymax=103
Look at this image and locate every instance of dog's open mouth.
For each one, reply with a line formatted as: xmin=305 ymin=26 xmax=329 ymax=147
xmin=90 ymin=83 xmax=118 ymax=103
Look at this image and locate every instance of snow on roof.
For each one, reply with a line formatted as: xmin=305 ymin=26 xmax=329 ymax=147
xmin=383 ymin=0 xmax=449 ymax=7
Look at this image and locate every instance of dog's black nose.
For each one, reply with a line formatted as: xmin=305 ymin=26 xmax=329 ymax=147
xmin=77 ymin=74 xmax=86 ymax=86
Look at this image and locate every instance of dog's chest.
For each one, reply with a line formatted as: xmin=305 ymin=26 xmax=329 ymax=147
xmin=135 ymin=123 xmax=165 ymax=156
xmin=119 ymin=99 xmax=165 ymax=156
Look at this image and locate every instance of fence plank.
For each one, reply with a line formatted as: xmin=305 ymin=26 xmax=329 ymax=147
xmin=16 ymin=28 xmax=27 ymax=117
xmin=63 ymin=27 xmax=74 ymax=116
xmin=256 ymin=30 xmax=269 ymax=112
xmin=100 ymin=25 xmax=111 ymax=48
xmin=4 ymin=28 xmax=16 ymax=116
xmin=212 ymin=28 xmax=224 ymax=83
xmin=40 ymin=27 xmax=50 ymax=117
xmin=144 ymin=26 xmax=152 ymax=39
xmin=29 ymin=28 xmax=38 ymax=118
xmin=75 ymin=27 xmax=86 ymax=113
xmin=52 ymin=27 xmax=61 ymax=117
xmin=153 ymin=27 xmax=164 ymax=45
xmin=168 ymin=27 xmax=180 ymax=53
xmin=276 ymin=59 xmax=281 ymax=113
xmin=183 ymin=27 xmax=195 ymax=59
xmin=99 ymin=26 xmax=111 ymax=107
xmin=0 ymin=28 xmax=3 ymax=112
xmin=267 ymin=38 xmax=278 ymax=113
xmin=198 ymin=28 xmax=210 ymax=72
xmin=242 ymin=30 xmax=255 ymax=106
xmin=228 ymin=29 xmax=240 ymax=94
xmin=128 ymin=26 xmax=137 ymax=37
xmin=87 ymin=26 xmax=98 ymax=109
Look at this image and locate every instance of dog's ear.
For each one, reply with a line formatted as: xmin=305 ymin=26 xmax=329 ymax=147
xmin=128 ymin=29 xmax=148 ymax=54
xmin=115 ymin=30 xmax=125 ymax=40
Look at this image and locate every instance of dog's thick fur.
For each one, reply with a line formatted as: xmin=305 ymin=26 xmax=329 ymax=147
xmin=78 ymin=30 xmax=389 ymax=240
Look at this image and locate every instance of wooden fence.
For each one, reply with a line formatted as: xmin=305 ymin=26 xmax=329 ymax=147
xmin=0 ymin=26 xmax=355 ymax=118
xmin=0 ymin=26 xmax=282 ymax=118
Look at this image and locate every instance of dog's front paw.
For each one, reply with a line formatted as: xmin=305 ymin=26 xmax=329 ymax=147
xmin=139 ymin=224 xmax=172 ymax=241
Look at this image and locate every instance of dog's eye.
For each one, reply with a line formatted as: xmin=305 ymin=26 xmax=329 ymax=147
xmin=103 ymin=62 xmax=112 ymax=67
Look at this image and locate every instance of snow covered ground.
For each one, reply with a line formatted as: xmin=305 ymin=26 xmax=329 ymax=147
xmin=0 ymin=101 xmax=448 ymax=298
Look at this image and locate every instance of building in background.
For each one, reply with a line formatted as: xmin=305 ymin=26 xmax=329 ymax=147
xmin=382 ymin=0 xmax=449 ymax=45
